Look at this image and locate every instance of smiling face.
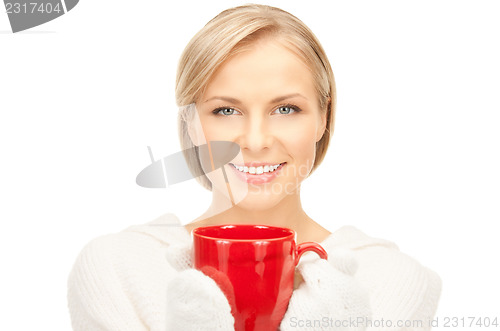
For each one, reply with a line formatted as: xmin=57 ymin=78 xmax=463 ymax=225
xmin=191 ymin=37 xmax=327 ymax=211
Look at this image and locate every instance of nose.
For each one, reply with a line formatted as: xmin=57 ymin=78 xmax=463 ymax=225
xmin=236 ymin=113 xmax=274 ymax=152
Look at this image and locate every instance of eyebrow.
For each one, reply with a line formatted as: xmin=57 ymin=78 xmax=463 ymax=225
xmin=204 ymin=93 xmax=307 ymax=104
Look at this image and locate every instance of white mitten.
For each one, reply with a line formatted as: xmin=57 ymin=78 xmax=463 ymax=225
xmin=166 ymin=268 xmax=235 ymax=331
xmin=280 ymin=248 xmax=371 ymax=331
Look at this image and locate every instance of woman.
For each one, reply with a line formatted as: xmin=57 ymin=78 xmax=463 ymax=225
xmin=67 ymin=4 xmax=441 ymax=330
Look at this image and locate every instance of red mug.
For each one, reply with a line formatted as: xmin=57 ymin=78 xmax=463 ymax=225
xmin=192 ymin=224 xmax=328 ymax=331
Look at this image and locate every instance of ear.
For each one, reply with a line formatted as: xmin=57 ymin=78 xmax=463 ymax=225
xmin=315 ymin=99 xmax=329 ymax=142
xmin=183 ymin=104 xmax=206 ymax=146
xmin=187 ymin=119 xmax=206 ymax=146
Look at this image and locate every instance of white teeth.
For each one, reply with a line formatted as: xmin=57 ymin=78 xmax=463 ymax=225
xmin=231 ymin=163 xmax=284 ymax=174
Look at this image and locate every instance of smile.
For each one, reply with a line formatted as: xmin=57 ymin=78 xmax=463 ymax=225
xmin=229 ymin=162 xmax=285 ymax=174
xmin=228 ymin=162 xmax=287 ymax=185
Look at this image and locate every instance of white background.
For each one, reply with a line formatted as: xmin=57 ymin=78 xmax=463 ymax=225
xmin=1 ymin=0 xmax=499 ymax=329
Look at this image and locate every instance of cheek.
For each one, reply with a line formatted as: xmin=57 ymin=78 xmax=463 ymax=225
xmin=288 ymin=130 xmax=317 ymax=163
xmin=200 ymin=118 xmax=242 ymax=141
xmin=276 ymin=120 xmax=318 ymax=173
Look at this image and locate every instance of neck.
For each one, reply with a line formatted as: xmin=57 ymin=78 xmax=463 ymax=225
xmin=194 ymin=187 xmax=312 ymax=234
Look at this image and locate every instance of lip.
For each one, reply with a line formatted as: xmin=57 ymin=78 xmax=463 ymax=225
xmin=228 ymin=162 xmax=286 ymax=185
xmin=231 ymin=161 xmax=285 ymax=167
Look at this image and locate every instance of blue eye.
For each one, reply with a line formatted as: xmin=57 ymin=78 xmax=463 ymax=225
xmin=274 ymin=105 xmax=301 ymax=115
xmin=212 ymin=104 xmax=302 ymax=116
xmin=213 ymin=107 xmax=240 ymax=116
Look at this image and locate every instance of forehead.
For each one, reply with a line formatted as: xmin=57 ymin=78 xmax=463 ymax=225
xmin=202 ymin=39 xmax=317 ymax=102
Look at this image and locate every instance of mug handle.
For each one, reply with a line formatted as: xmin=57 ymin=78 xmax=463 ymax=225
xmin=295 ymin=242 xmax=328 ymax=266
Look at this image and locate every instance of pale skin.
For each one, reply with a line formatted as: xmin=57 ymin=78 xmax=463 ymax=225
xmin=183 ymin=37 xmax=332 ymax=287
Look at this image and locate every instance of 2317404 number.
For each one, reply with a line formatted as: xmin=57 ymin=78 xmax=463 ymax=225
xmin=5 ymin=2 xmax=62 ymax=14
xmin=443 ymin=317 xmax=498 ymax=328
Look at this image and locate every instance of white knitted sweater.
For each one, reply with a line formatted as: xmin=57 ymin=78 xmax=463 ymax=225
xmin=67 ymin=213 xmax=441 ymax=330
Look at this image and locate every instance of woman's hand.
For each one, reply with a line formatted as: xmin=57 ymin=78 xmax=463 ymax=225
xmin=166 ymin=268 xmax=235 ymax=331
xmin=281 ymin=248 xmax=371 ymax=331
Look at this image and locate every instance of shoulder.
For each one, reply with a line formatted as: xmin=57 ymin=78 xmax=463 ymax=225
xmin=324 ymin=226 xmax=442 ymax=320
xmin=69 ymin=212 xmax=190 ymax=276
xmin=69 ymin=212 xmax=191 ymax=279
xmin=67 ymin=213 xmax=191 ymax=330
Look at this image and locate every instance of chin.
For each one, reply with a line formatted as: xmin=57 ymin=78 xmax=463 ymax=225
xmin=234 ymin=190 xmax=287 ymax=212
xmin=209 ymin=175 xmax=300 ymax=214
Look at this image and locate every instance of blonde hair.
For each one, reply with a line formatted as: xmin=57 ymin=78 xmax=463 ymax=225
xmin=176 ymin=4 xmax=336 ymax=190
